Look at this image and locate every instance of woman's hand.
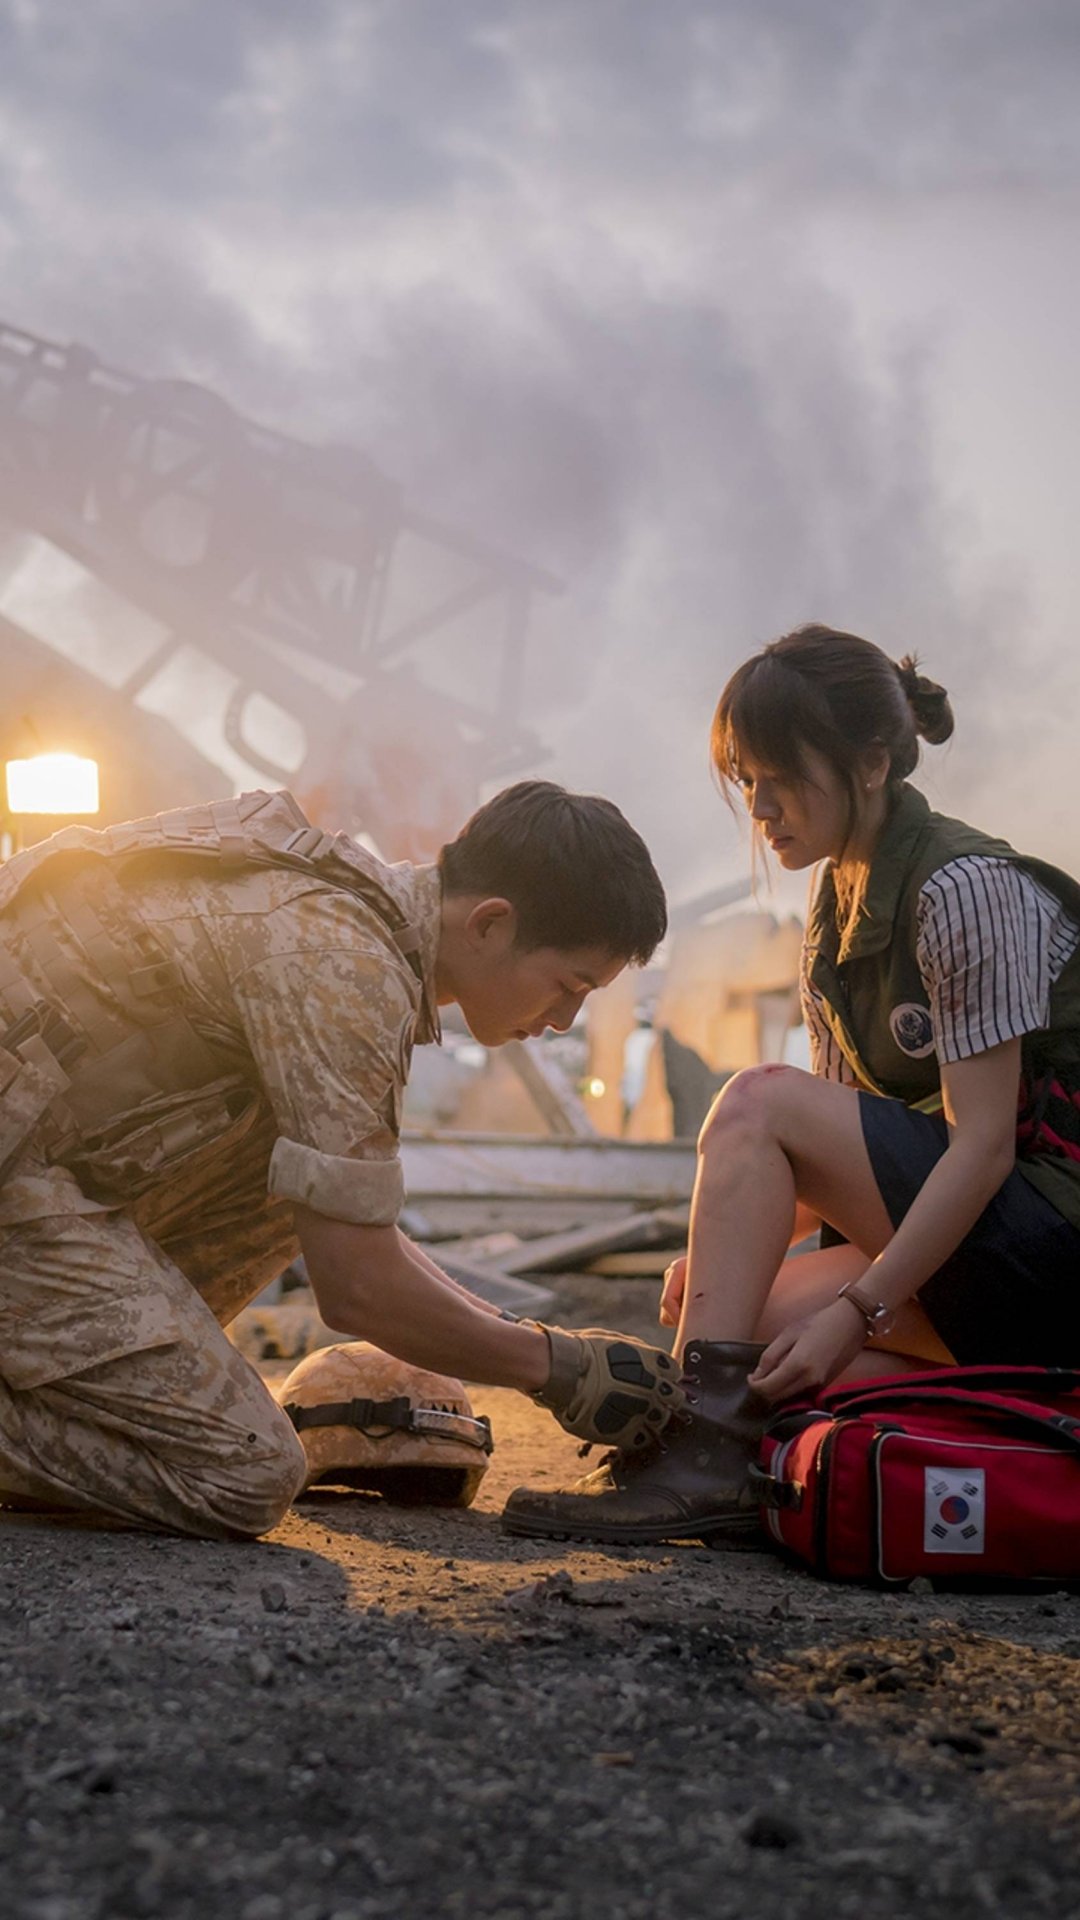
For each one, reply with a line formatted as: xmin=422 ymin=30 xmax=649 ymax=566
xmin=659 ymin=1254 xmax=687 ymax=1328
xmin=748 ymin=1299 xmax=866 ymax=1402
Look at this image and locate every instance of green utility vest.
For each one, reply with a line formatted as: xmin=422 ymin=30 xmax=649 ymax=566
xmin=0 ymin=790 xmax=431 ymax=1203
xmin=805 ymin=784 xmax=1080 ymax=1230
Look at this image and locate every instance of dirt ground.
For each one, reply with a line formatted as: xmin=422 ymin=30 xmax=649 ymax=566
xmin=2 ymin=1277 xmax=1080 ymax=1920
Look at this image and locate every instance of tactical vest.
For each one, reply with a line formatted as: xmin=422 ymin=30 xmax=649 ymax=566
xmin=0 ymin=791 xmax=432 ymax=1202
xmin=805 ymin=784 xmax=1080 ymax=1227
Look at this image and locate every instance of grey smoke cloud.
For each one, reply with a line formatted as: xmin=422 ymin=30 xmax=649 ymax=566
xmin=1 ymin=0 xmax=1077 ymax=891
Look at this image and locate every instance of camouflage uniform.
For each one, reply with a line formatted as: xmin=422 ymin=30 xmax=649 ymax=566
xmin=0 ymin=795 xmax=442 ymax=1538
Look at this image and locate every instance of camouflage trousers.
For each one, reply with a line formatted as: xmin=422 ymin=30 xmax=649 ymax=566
xmin=0 ymin=1172 xmax=307 ymax=1541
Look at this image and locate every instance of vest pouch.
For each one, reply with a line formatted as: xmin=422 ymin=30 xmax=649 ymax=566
xmin=131 ymin=1088 xmax=279 ymax=1251
xmin=136 ymin=1095 xmax=294 ymax=1322
xmin=52 ymin=1013 xmax=231 ymax=1136
xmin=0 ymin=1041 xmax=71 ymax=1184
xmin=62 ymin=1075 xmax=258 ymax=1205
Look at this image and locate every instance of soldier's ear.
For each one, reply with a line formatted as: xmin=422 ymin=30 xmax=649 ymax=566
xmin=463 ymin=897 xmax=517 ymax=950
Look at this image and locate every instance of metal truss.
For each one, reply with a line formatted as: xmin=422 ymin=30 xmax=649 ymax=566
xmin=0 ymin=320 xmax=557 ymax=850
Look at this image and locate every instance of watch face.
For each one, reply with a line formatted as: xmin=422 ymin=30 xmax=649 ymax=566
xmin=841 ymin=1284 xmax=894 ymax=1336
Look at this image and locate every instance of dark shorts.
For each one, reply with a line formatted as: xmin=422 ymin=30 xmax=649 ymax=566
xmin=857 ymin=1093 xmax=1080 ymax=1366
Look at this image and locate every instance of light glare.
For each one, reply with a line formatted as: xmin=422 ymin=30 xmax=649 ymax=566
xmin=6 ymin=754 xmax=100 ymax=815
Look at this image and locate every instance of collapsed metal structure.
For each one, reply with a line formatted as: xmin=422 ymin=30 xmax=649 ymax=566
xmin=0 ymin=319 xmax=556 ymax=853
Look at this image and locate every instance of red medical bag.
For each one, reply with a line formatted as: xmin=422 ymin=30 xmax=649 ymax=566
xmin=752 ymin=1366 xmax=1080 ymax=1583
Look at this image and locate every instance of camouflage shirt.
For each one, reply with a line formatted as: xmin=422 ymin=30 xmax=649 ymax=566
xmin=136 ymin=858 xmax=443 ymax=1225
xmin=0 ymin=850 xmax=442 ymax=1244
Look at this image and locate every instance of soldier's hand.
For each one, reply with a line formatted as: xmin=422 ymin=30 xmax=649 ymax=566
xmin=531 ymin=1325 xmax=686 ymax=1450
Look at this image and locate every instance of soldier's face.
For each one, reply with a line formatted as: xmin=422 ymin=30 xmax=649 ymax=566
xmin=458 ymin=939 xmax=625 ymax=1047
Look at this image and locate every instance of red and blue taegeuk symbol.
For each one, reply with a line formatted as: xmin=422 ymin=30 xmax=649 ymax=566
xmin=939 ymin=1495 xmax=970 ymax=1524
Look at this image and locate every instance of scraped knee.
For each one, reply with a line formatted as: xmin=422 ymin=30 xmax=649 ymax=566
xmin=698 ymin=1063 xmax=801 ymax=1157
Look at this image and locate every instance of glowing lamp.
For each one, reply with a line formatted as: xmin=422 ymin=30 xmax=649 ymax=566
xmin=5 ymin=754 xmax=100 ymax=816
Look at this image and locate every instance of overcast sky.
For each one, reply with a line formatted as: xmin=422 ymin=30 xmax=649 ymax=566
xmin=2 ymin=0 xmax=1079 ymax=900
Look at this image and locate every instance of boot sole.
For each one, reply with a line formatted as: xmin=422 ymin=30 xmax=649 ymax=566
xmin=500 ymin=1509 xmax=762 ymax=1547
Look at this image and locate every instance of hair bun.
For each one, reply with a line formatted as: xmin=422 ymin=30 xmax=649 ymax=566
xmin=895 ymin=653 xmax=954 ymax=746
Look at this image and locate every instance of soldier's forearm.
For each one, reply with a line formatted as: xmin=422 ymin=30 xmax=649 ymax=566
xmin=294 ymin=1206 xmax=548 ymax=1391
xmin=398 ymin=1229 xmax=504 ymax=1316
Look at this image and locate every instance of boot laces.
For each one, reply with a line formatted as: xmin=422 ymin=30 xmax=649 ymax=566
xmin=678 ymin=1365 xmax=700 ymax=1419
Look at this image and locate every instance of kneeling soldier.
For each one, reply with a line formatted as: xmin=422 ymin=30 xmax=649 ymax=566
xmin=0 ymin=780 xmax=679 ymax=1537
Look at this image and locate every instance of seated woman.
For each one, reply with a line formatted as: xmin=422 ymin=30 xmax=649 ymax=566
xmin=504 ymin=624 xmax=1080 ymax=1544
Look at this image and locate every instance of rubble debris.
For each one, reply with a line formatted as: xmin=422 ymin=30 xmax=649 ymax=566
xmin=420 ymin=1252 xmax=555 ymax=1318
xmin=587 ymin=1249 xmax=686 ymax=1277
xmin=502 ymin=1571 xmax=576 ymax=1610
xmin=477 ymin=1204 xmax=689 ymax=1277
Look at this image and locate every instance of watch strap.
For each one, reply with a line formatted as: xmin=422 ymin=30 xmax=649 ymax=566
xmin=837 ymin=1279 xmax=894 ymax=1333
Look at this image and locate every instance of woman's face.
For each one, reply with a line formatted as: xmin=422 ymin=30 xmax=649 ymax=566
xmin=732 ymin=745 xmax=855 ymax=868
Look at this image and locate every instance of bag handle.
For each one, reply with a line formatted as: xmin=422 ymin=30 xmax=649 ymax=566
xmin=823 ymin=1364 xmax=1080 ymax=1410
xmin=803 ymin=1382 xmax=1080 ymax=1458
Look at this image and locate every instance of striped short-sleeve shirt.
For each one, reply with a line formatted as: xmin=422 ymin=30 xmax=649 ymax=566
xmin=803 ymin=857 xmax=1080 ymax=1081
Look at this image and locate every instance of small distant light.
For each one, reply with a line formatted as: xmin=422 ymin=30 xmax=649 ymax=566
xmin=586 ymin=1077 xmax=606 ymax=1098
xmin=5 ymin=754 xmax=100 ymax=816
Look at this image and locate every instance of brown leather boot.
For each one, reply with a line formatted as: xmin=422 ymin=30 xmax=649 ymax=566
xmin=502 ymin=1340 xmax=768 ymax=1545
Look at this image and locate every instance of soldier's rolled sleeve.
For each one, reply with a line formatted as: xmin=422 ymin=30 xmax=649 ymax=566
xmin=268 ymin=1138 xmax=404 ymax=1226
xmin=226 ymin=894 xmax=420 ymax=1226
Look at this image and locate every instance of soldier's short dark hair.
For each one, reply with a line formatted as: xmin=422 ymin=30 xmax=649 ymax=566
xmin=439 ymin=781 xmax=667 ymax=963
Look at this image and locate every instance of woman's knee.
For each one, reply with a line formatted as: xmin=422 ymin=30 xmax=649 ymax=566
xmin=698 ymin=1063 xmax=803 ymax=1156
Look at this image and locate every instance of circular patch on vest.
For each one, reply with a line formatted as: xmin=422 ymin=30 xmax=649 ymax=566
xmin=889 ymin=1002 xmax=936 ymax=1058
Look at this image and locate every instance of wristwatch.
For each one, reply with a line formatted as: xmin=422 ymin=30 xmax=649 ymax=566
xmin=836 ymin=1279 xmax=896 ymax=1338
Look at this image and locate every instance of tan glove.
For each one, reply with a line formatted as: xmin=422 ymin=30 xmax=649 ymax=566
xmin=531 ymin=1325 xmax=686 ymax=1450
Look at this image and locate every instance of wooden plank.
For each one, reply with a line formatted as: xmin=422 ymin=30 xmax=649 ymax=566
xmin=486 ymin=1203 xmax=690 ymax=1276
xmin=431 ymin=1252 xmax=555 ymax=1319
xmin=400 ymin=1132 xmax=695 ymax=1204
xmin=587 ymin=1249 xmax=686 ymax=1277
xmin=404 ymin=1197 xmax=637 ymax=1240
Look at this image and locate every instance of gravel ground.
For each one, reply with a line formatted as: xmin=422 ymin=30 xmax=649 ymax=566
xmin=2 ymin=1276 xmax=1079 ymax=1920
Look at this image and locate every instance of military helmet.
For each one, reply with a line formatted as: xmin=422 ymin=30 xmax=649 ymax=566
xmin=277 ymin=1342 xmax=493 ymax=1507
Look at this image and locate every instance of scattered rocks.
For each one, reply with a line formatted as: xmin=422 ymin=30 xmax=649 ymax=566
xmin=928 ymin=1728 xmax=986 ymax=1757
xmin=240 ymin=1896 xmax=284 ymax=1920
xmin=3 ymin=1376 xmax=1080 ymax=1920
xmin=42 ymin=1751 xmax=120 ymax=1793
xmin=804 ymin=1697 xmax=835 ymax=1722
xmin=741 ymin=1809 xmax=803 ymax=1850
xmin=873 ymin=1666 xmax=911 ymax=1694
xmin=502 ymin=1569 xmax=576 ymax=1609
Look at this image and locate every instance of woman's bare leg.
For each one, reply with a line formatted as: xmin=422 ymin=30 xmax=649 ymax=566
xmin=675 ymin=1064 xmax=946 ymax=1366
xmin=756 ymin=1243 xmax=952 ymax=1376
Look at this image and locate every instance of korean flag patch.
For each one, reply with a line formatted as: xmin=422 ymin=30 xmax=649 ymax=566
xmin=923 ymin=1467 xmax=986 ymax=1554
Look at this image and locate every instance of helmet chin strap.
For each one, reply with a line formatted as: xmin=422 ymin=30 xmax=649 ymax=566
xmin=284 ymin=1395 xmax=493 ymax=1453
